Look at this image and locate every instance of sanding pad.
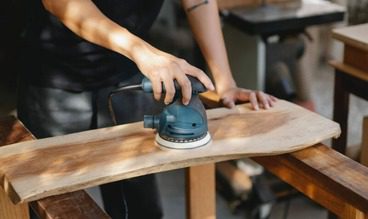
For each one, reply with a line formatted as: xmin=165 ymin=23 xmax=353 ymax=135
xmin=155 ymin=132 xmax=211 ymax=150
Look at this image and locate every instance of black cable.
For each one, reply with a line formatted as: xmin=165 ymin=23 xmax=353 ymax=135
xmin=108 ymin=84 xmax=142 ymax=125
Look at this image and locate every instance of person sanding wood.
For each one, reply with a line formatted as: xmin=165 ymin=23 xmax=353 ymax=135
xmin=16 ymin=0 xmax=276 ymax=218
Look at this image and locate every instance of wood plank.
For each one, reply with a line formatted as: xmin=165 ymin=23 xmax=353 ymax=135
xmin=253 ymin=144 xmax=368 ymax=215
xmin=0 ymin=117 xmax=110 ymax=219
xmin=186 ymin=164 xmax=215 ymax=219
xmin=332 ymin=24 xmax=368 ymax=52
xmin=0 ymin=100 xmax=340 ymax=204
xmin=360 ymin=117 xmax=368 ymax=166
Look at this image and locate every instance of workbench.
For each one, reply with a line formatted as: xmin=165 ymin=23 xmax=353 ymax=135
xmin=1 ymin=95 xmax=368 ymax=218
xmin=220 ymin=0 xmax=345 ymax=90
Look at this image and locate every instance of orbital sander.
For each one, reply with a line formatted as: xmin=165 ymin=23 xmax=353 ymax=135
xmin=108 ymin=75 xmax=211 ymax=150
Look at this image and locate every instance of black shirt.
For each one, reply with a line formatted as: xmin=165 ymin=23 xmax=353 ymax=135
xmin=22 ymin=0 xmax=164 ymax=91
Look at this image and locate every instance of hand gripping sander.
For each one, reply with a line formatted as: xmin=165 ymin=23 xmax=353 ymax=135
xmin=142 ymin=76 xmax=211 ymax=149
xmin=108 ymin=76 xmax=211 ymax=150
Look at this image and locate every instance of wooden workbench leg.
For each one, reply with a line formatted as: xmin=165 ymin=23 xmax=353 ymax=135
xmin=0 ymin=187 xmax=29 ymax=219
xmin=332 ymin=71 xmax=350 ymax=154
xmin=342 ymin=204 xmax=367 ymax=219
xmin=360 ymin=117 xmax=368 ymax=166
xmin=186 ymin=164 xmax=216 ymax=219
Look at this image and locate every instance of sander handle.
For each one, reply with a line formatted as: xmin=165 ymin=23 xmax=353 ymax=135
xmin=141 ymin=75 xmax=207 ymax=94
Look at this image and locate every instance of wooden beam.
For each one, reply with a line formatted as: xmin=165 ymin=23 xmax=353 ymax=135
xmin=253 ymin=144 xmax=368 ymax=216
xmin=0 ymin=186 xmax=29 ymax=219
xmin=186 ymin=164 xmax=216 ymax=219
xmin=31 ymin=191 xmax=109 ymax=219
xmin=0 ymin=101 xmax=340 ymax=204
xmin=0 ymin=117 xmax=110 ymax=219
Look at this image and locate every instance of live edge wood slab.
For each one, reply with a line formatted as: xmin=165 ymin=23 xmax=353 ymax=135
xmin=0 ymin=100 xmax=340 ymax=205
xmin=0 ymin=117 xmax=110 ymax=219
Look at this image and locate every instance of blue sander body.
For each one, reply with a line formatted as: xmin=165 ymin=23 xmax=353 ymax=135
xmin=142 ymin=76 xmax=211 ymax=149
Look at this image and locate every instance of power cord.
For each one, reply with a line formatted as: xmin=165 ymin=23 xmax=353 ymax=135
xmin=108 ymin=84 xmax=142 ymax=125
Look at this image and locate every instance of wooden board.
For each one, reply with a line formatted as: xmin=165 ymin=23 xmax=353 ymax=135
xmin=0 ymin=117 xmax=110 ymax=219
xmin=333 ymin=24 xmax=368 ymax=52
xmin=0 ymin=100 xmax=340 ymax=204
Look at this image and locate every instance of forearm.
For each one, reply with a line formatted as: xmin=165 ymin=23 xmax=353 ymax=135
xmin=42 ymin=0 xmax=150 ymax=61
xmin=182 ymin=0 xmax=236 ymax=94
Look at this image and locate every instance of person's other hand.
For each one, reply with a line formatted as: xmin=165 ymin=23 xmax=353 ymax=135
xmin=220 ymin=87 xmax=277 ymax=110
xmin=132 ymin=43 xmax=214 ymax=105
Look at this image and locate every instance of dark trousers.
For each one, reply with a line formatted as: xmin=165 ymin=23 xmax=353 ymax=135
xmin=17 ymin=74 xmax=164 ymax=219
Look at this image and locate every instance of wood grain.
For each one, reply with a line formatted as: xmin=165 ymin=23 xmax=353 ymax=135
xmin=186 ymin=164 xmax=215 ymax=219
xmin=253 ymin=144 xmax=368 ymax=216
xmin=333 ymin=24 xmax=368 ymax=52
xmin=0 ymin=100 xmax=340 ymax=204
xmin=0 ymin=186 xmax=29 ymax=219
xmin=0 ymin=117 xmax=110 ymax=219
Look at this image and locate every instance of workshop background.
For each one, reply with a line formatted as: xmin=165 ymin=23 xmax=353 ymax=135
xmin=1 ymin=0 xmax=368 ymax=219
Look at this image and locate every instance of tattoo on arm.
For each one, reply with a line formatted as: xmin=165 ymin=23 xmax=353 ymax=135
xmin=186 ymin=0 xmax=209 ymax=12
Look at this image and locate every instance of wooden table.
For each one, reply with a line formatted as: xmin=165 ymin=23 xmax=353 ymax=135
xmin=1 ymin=97 xmax=368 ymax=219
xmin=330 ymin=24 xmax=368 ymax=154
